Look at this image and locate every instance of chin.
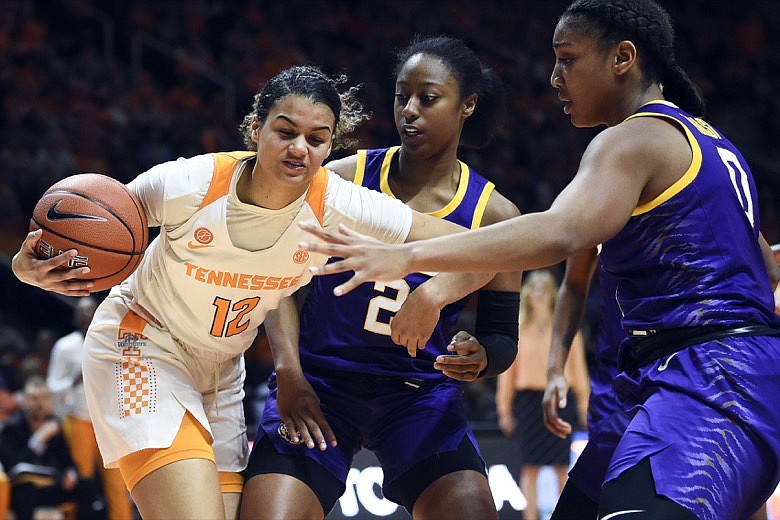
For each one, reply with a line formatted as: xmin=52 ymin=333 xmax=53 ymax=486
xmin=569 ymin=115 xmax=600 ymax=129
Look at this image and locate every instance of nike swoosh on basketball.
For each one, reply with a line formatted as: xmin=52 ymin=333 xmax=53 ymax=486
xmin=187 ymin=241 xmax=214 ymax=249
xmin=600 ymin=510 xmax=646 ymax=520
xmin=47 ymin=199 xmax=107 ymax=221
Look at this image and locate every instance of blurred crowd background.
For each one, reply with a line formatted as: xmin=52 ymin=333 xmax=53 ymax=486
xmin=0 ymin=0 xmax=779 ymax=482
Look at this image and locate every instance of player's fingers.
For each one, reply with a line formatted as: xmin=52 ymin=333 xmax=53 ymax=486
xmin=49 ymin=266 xmax=91 ymax=282
xmin=302 ymin=416 xmax=335 ymax=451
xmin=332 ymin=274 xmax=367 ymax=296
xmin=450 ymin=330 xmax=472 ymax=343
xmin=307 ymin=258 xmax=353 ymax=277
xmin=442 ymin=370 xmax=479 ymax=382
xmin=21 ymin=229 xmax=43 ymax=250
xmin=58 ymin=284 xmax=95 ymax=297
xmin=291 ymin=415 xmax=318 ymax=449
xmin=547 ymin=418 xmax=572 ymax=439
xmin=434 ymin=353 xmax=474 ymax=366
xmin=281 ymin=418 xmax=302 ymax=445
xmin=318 ymin=416 xmax=338 ymax=448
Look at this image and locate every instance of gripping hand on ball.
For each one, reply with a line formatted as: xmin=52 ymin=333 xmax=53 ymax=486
xmin=12 ymin=229 xmax=94 ymax=296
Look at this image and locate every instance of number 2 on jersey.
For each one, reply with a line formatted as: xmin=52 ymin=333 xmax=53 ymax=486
xmin=364 ymin=280 xmax=410 ymax=336
xmin=210 ymin=296 xmax=260 ymax=337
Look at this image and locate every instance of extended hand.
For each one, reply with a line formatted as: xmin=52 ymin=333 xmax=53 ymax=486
xmin=433 ymin=331 xmax=488 ymax=382
xmin=12 ymin=230 xmax=94 ymax=296
xmin=299 ymin=222 xmax=414 ymax=296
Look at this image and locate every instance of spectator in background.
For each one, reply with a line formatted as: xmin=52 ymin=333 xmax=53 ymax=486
xmin=0 ymin=310 xmax=30 ymax=396
xmin=47 ymin=297 xmax=134 ymax=520
xmin=0 ymin=376 xmax=93 ymax=520
xmin=496 ymin=270 xmax=589 ymax=520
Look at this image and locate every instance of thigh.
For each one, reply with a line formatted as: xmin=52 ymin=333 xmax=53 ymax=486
xmin=84 ymin=293 xmax=217 ymax=468
xmin=567 ymin=402 xmax=631 ymax=503
xmin=390 ymin=435 xmax=492 ymax=516
xmin=371 ymin=383 xmax=486 ymax=509
xmin=208 ymin=355 xmax=249 ymax=473
xmin=242 ymin=435 xmax=337 ymax=519
xmin=550 ymin=479 xmax=599 ymax=520
xmin=599 ymin=458 xmax=697 ymax=520
xmin=132 ymin=458 xmax=224 ymax=520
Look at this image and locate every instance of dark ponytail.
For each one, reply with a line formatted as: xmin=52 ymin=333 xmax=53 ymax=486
xmin=661 ymin=62 xmax=705 ymax=117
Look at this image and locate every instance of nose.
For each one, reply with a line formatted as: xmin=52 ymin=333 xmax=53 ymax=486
xmin=550 ymin=66 xmax=562 ymax=89
xmin=401 ymin=97 xmax=419 ymax=120
xmin=288 ymin=136 xmax=306 ymax=156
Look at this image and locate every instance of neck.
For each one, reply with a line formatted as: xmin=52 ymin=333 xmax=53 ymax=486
xmin=238 ymin=161 xmax=307 ymax=210
xmin=394 ymin=149 xmax=460 ymax=194
xmin=609 ymin=84 xmax=666 ymax=126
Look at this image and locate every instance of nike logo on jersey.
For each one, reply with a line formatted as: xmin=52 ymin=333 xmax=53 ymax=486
xmin=600 ymin=510 xmax=646 ymax=520
xmin=47 ymin=200 xmax=107 ymax=221
xmin=187 ymin=241 xmax=214 ymax=249
xmin=657 ymin=352 xmax=679 ymax=372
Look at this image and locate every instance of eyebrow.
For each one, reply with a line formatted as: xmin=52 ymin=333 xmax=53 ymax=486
xmin=552 ymin=40 xmax=572 ymax=49
xmin=395 ymin=80 xmax=445 ymax=88
xmin=276 ymin=114 xmax=332 ymax=133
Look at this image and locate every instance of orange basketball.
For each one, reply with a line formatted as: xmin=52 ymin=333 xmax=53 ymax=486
xmin=29 ymin=173 xmax=149 ymax=292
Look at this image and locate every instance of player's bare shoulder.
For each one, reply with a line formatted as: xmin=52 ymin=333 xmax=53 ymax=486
xmin=325 ymin=154 xmax=359 ymax=182
xmin=482 ymin=188 xmax=521 ymax=226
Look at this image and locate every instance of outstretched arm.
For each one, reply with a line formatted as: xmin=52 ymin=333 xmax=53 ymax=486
xmin=300 ymin=122 xmax=655 ymax=293
xmin=543 ymin=248 xmax=598 ymax=438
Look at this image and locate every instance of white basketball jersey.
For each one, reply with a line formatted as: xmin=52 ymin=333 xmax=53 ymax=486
xmin=125 ymin=151 xmax=412 ymax=360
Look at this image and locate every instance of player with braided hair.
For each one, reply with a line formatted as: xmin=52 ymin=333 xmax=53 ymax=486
xmin=299 ymin=1 xmax=780 ymax=518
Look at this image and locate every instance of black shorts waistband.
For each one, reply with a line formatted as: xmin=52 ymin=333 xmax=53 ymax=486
xmin=626 ymin=324 xmax=780 ymax=369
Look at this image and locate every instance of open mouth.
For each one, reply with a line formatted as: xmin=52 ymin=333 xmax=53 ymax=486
xmin=401 ymin=125 xmax=422 ymax=138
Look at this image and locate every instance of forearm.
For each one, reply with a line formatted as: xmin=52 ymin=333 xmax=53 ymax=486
xmin=417 ymin=272 xmax=494 ymax=309
xmin=549 ymin=290 xmax=587 ymax=373
xmin=264 ymin=295 xmax=303 ymax=375
xmin=549 ymin=250 xmax=597 ymax=374
xmin=408 ymin=212 xmax=581 ymax=274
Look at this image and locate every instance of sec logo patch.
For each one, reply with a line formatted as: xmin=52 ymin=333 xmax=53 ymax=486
xmin=293 ymin=249 xmax=309 ymax=264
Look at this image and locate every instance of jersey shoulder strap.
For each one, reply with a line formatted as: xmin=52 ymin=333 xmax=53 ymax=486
xmin=198 ymin=151 xmax=255 ymax=211
xmin=304 ymin=167 xmax=328 ymax=225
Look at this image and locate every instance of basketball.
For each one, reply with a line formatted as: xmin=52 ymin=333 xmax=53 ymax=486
xmin=29 ymin=173 xmax=149 ymax=292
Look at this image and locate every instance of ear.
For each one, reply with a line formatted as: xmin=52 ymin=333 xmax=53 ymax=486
xmin=613 ymin=40 xmax=637 ymax=75
xmin=462 ymin=93 xmax=478 ymax=118
xmin=250 ymin=115 xmax=261 ymax=143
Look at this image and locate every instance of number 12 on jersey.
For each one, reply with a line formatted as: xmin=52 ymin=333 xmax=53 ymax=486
xmin=210 ymin=296 xmax=260 ymax=337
